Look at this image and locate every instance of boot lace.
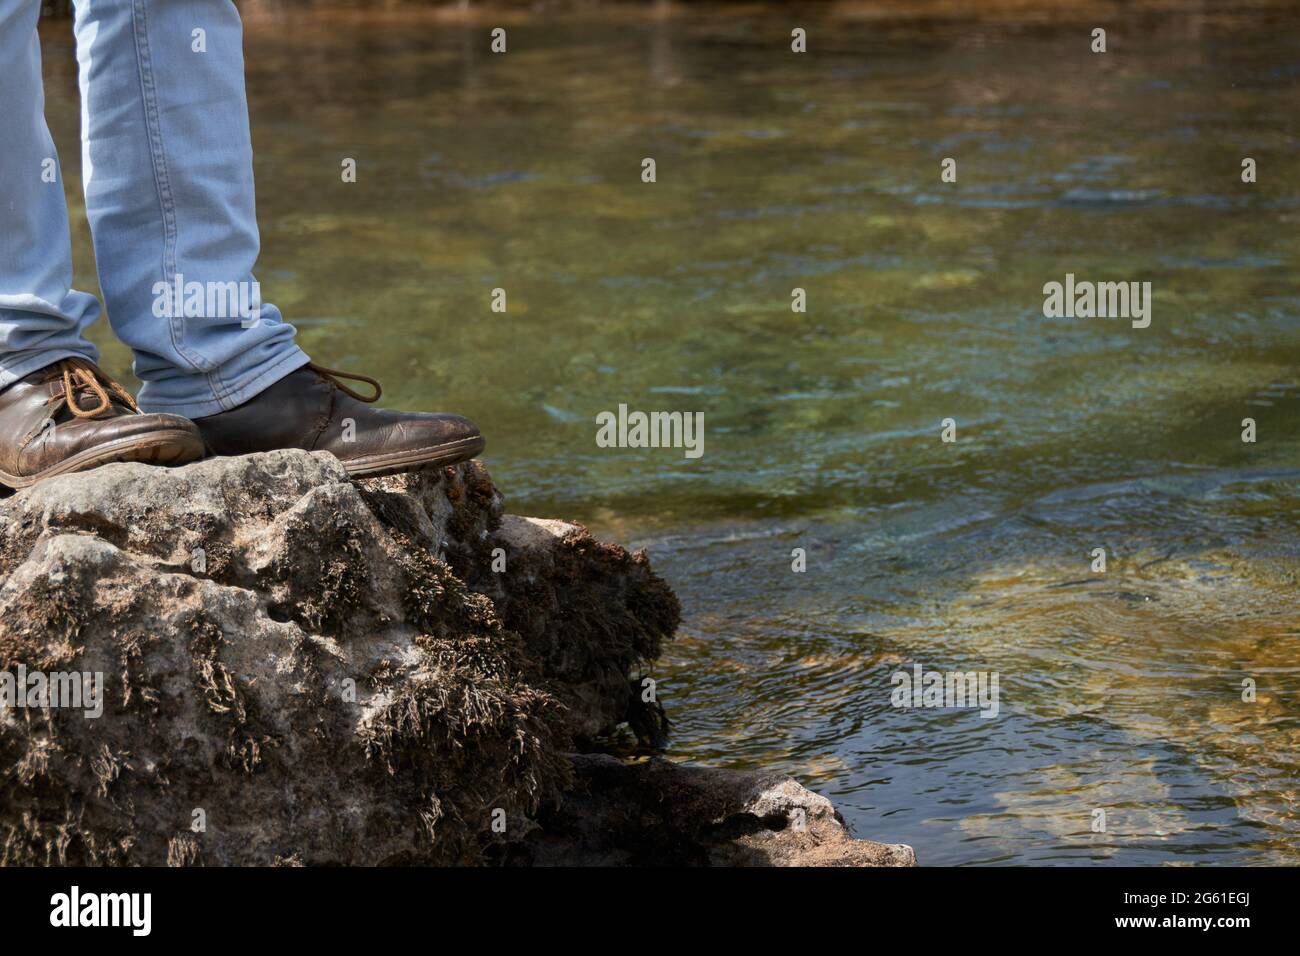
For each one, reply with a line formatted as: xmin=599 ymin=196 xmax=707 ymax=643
xmin=45 ymin=357 xmax=140 ymax=419
xmin=307 ymin=362 xmax=382 ymax=403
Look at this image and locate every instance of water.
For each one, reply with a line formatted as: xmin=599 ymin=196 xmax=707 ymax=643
xmin=39 ymin=1 xmax=1300 ymax=865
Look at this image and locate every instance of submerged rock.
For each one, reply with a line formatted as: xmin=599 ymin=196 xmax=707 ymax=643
xmin=0 ymin=450 xmax=911 ymax=866
xmin=513 ymin=754 xmax=917 ymax=867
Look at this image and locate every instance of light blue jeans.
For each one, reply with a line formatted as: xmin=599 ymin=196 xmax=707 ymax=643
xmin=0 ymin=0 xmax=309 ymax=418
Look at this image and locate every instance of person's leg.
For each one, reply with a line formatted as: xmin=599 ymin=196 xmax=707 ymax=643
xmin=69 ymin=0 xmax=482 ymax=476
xmin=72 ymin=0 xmax=309 ymax=419
xmin=0 ymin=0 xmax=101 ymax=385
xmin=0 ymin=1 xmax=204 ymax=490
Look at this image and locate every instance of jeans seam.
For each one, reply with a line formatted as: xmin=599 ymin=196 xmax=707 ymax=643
xmin=130 ymin=0 xmax=213 ymax=379
xmin=208 ymin=369 xmax=234 ymax=409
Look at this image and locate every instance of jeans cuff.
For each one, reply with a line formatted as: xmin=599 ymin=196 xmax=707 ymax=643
xmin=139 ymin=347 xmax=312 ymax=419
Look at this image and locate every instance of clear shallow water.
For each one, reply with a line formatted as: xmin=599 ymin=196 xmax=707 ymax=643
xmin=40 ymin=1 xmax=1300 ymax=864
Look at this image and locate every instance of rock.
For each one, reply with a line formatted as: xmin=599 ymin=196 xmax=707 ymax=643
xmin=0 ymin=450 xmax=911 ymax=866
xmin=512 ymin=754 xmax=918 ymax=867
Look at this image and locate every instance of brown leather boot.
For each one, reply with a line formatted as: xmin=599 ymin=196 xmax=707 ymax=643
xmin=192 ymin=363 xmax=484 ymax=478
xmin=0 ymin=358 xmax=206 ymax=490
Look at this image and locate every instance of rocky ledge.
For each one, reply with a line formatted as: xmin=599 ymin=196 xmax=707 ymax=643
xmin=0 ymin=451 xmax=913 ymax=867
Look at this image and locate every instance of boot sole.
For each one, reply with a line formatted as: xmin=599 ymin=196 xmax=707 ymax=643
xmin=338 ymin=434 xmax=486 ymax=479
xmin=0 ymin=428 xmax=206 ymax=490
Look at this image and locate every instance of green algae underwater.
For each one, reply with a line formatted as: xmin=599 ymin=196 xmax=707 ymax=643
xmin=40 ymin=0 xmax=1300 ymax=864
